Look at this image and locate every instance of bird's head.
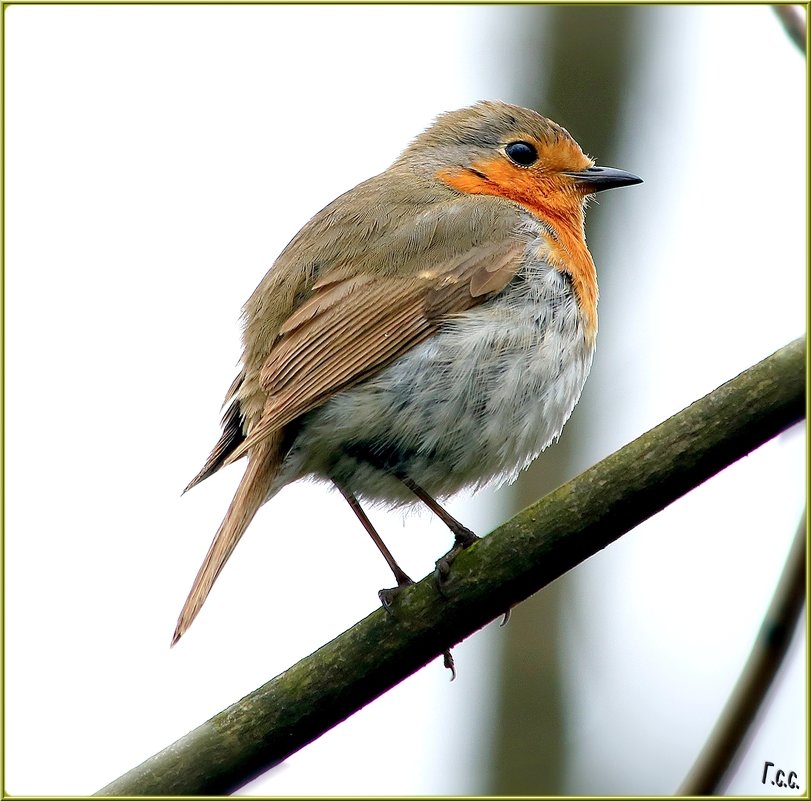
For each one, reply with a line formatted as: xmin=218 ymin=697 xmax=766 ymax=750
xmin=398 ymin=100 xmax=641 ymax=224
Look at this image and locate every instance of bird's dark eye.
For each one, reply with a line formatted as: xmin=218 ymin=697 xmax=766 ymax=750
xmin=505 ymin=141 xmax=538 ymax=166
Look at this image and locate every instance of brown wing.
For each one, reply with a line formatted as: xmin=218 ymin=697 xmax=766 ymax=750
xmin=224 ymin=239 xmax=525 ymax=465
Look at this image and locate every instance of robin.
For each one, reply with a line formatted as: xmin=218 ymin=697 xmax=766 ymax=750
xmin=173 ymin=100 xmax=641 ymax=646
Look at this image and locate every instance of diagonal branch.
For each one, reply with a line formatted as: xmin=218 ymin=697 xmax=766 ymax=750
xmin=678 ymin=509 xmax=806 ymax=795
xmin=773 ymin=5 xmax=807 ymax=53
xmin=97 ymin=337 xmax=806 ymax=796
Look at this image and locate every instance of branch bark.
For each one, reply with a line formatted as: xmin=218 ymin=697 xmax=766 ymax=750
xmin=97 ymin=336 xmax=806 ymax=796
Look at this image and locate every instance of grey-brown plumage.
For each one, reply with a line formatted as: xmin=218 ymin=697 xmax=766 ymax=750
xmin=173 ymin=100 xmax=641 ymax=645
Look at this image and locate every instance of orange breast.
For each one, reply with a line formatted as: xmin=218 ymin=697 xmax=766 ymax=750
xmin=437 ymin=158 xmax=598 ymax=341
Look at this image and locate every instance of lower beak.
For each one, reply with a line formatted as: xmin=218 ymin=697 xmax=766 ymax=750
xmin=565 ymin=165 xmax=643 ymax=193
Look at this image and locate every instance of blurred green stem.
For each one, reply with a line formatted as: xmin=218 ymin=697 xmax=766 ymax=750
xmin=773 ymin=5 xmax=807 ymax=53
xmin=678 ymin=510 xmax=806 ymax=795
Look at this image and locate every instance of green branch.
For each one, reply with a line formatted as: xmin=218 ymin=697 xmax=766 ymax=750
xmin=97 ymin=337 xmax=806 ymax=796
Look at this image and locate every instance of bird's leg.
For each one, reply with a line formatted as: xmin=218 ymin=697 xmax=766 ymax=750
xmin=401 ymin=475 xmax=509 ymax=627
xmin=333 ymin=481 xmax=413 ymax=610
xmin=393 ymin=473 xmax=476 ymax=679
xmin=335 ymin=479 xmax=457 ymax=679
xmin=394 ymin=473 xmax=479 ymax=588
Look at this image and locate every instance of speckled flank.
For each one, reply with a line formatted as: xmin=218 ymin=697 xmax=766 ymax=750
xmin=278 ymin=227 xmax=594 ymax=504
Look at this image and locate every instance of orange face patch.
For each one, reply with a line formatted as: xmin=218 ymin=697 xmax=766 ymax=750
xmin=437 ymin=155 xmax=598 ymax=339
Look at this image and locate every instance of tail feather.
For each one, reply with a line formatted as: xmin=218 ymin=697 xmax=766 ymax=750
xmin=182 ymin=399 xmax=246 ymax=494
xmin=172 ymin=433 xmax=283 ymax=645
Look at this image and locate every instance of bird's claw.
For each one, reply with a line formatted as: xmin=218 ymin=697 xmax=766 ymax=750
xmin=433 ymin=556 xmax=453 ymax=597
xmin=378 ymin=574 xmax=414 ymax=615
xmin=378 ymin=587 xmax=399 ymax=612
xmin=433 ymin=529 xmax=479 ymax=594
xmin=443 ymin=648 xmax=457 ymax=681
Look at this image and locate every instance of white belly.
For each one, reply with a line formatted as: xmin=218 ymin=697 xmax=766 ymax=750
xmin=279 ymin=258 xmax=595 ymax=504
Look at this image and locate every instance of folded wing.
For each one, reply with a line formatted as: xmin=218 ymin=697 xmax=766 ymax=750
xmin=225 ymin=238 xmax=526 ymax=464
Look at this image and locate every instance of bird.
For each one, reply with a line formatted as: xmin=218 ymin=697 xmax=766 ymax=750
xmin=172 ymin=100 xmax=641 ymax=646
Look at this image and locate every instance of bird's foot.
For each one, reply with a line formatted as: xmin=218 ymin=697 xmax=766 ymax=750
xmin=434 ymin=526 xmax=479 ymax=595
xmin=378 ymin=572 xmax=414 ymax=614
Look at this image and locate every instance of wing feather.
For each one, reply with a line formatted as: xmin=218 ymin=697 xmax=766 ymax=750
xmin=225 ymin=239 xmax=525 ymax=465
xmin=279 ymin=273 xmax=374 ymax=336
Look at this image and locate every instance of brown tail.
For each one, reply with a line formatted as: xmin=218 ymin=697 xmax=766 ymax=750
xmin=172 ymin=433 xmax=283 ymax=645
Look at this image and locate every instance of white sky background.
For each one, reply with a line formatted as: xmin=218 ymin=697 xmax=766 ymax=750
xmin=4 ymin=4 xmax=806 ymax=796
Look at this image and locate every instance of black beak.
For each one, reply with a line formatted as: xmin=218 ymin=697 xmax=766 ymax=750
xmin=565 ymin=165 xmax=643 ymax=193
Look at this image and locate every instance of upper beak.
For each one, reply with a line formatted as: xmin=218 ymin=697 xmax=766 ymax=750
xmin=565 ymin=165 xmax=643 ymax=193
